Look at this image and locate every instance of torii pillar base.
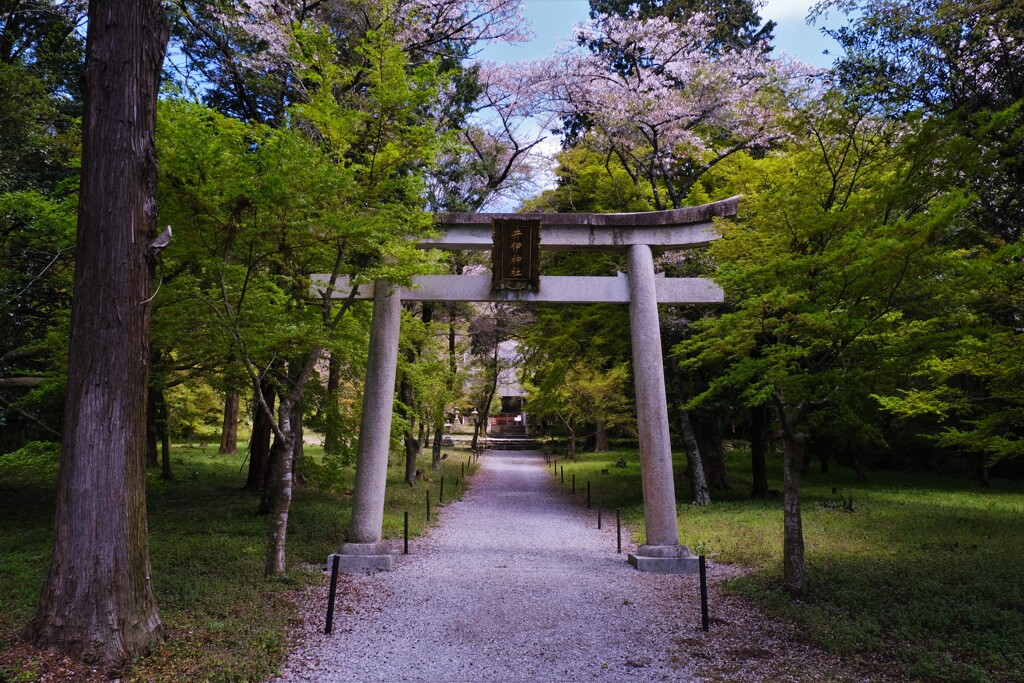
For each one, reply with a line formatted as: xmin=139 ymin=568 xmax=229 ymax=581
xmin=628 ymin=544 xmax=700 ymax=574
xmin=330 ymin=543 xmax=399 ymax=573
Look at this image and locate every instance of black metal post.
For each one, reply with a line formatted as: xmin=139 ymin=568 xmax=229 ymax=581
xmin=440 ymin=476 xmax=445 ymax=504
xmin=426 ymin=489 xmax=431 ymax=521
xmin=462 ymin=462 xmax=465 ymax=478
xmin=324 ymin=554 xmax=340 ymax=634
xmin=586 ymin=480 xmax=591 ymax=508
xmin=598 ymin=506 xmax=602 ymax=530
xmin=572 ymin=473 xmax=576 ymax=494
xmin=616 ymin=508 xmax=621 ymax=553
xmin=700 ymin=555 xmax=709 ymax=632
xmin=403 ymin=511 xmax=409 ymax=555
xmin=560 ymin=465 xmax=564 ymax=483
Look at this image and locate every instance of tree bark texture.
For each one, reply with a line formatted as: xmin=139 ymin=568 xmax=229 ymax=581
xmin=264 ymin=409 xmax=295 ymax=576
xmin=261 ymin=348 xmax=322 ymax=576
xmin=219 ymin=391 xmax=239 ymax=454
xmin=23 ymin=0 xmax=170 ymax=664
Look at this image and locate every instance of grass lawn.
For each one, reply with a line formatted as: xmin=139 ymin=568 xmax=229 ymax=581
xmin=0 ymin=441 xmax=477 ymax=682
xmin=549 ymin=447 xmax=1024 ymax=683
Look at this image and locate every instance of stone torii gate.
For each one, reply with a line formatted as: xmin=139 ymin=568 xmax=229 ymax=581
xmin=315 ymin=196 xmax=738 ymax=574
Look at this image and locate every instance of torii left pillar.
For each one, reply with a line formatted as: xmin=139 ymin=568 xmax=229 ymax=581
xmin=330 ymin=279 xmax=402 ymax=572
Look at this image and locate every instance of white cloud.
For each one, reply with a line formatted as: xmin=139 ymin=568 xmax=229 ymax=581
xmin=761 ymin=0 xmax=815 ymax=22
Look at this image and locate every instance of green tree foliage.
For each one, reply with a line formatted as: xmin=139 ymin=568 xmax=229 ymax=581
xmin=821 ymin=0 xmax=1024 ymax=470
xmin=678 ymin=94 xmax=964 ymax=595
xmin=526 ymin=357 xmax=633 ymax=457
xmin=0 ymin=1 xmax=84 ymax=447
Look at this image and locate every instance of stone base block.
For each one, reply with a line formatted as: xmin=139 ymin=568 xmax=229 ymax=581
xmin=330 ymin=543 xmax=399 ymax=573
xmin=627 ymin=544 xmax=700 ymax=574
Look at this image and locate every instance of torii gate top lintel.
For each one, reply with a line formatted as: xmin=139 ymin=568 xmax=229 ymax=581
xmin=422 ymin=195 xmax=739 ymax=252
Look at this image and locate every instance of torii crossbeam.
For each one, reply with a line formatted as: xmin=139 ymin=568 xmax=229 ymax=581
xmin=315 ymin=196 xmax=737 ymax=573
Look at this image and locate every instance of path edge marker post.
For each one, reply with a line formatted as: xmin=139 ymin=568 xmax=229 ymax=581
xmin=700 ymin=555 xmax=709 ymax=632
xmin=324 ymin=554 xmax=341 ymax=634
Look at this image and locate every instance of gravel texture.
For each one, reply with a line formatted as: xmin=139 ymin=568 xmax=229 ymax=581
xmin=273 ymin=450 xmax=898 ymax=683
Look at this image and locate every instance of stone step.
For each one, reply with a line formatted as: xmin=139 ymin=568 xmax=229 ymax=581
xmin=484 ymin=438 xmax=541 ymax=450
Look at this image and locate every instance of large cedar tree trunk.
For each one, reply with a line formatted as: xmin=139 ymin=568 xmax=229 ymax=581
xmin=23 ymin=0 xmax=170 ymax=664
xmin=219 ymin=391 xmax=239 ymax=454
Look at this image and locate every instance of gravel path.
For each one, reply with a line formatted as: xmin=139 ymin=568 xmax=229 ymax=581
xmin=273 ymin=450 xmax=892 ymax=683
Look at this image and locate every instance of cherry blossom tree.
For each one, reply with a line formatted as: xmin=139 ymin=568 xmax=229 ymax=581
xmin=543 ymin=12 xmax=814 ymax=209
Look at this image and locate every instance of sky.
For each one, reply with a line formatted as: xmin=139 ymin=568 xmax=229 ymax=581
xmin=476 ymin=0 xmax=842 ymax=68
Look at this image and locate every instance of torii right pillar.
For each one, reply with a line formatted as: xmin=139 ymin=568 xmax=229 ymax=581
xmin=626 ymin=244 xmax=699 ymax=573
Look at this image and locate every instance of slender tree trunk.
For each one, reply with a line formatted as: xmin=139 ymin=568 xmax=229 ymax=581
xmin=402 ymin=376 xmax=418 ymax=485
xmin=244 ymin=381 xmax=275 ymax=492
xmin=154 ymin=388 xmax=172 ymax=481
xmin=323 ymin=351 xmax=343 ymax=455
xmin=750 ymin=404 xmax=769 ymax=498
xmin=264 ymin=412 xmax=295 ymax=576
xmin=24 ymin=0 xmax=169 ymax=664
xmin=666 ymin=361 xmax=711 ymax=505
xmin=781 ymin=431 xmax=807 ymax=597
xmin=219 ymin=391 xmax=239 ymax=454
xmin=259 ymin=435 xmax=284 ymax=516
xmin=567 ymin=425 xmax=577 ymax=458
xmin=978 ymin=453 xmax=991 ymax=488
xmin=845 ymin=435 xmax=867 ymax=481
xmin=146 ymin=387 xmax=159 ymax=469
xmin=696 ymin=414 xmax=730 ymax=490
xmin=594 ymin=417 xmax=609 ymax=451
xmin=679 ymin=409 xmax=711 ymax=506
xmin=775 ymin=395 xmax=808 ymax=598
xmin=291 ymin=404 xmax=304 ymax=484
xmin=260 ymin=348 xmax=321 ymax=577
xmin=431 ymin=421 xmax=443 ymax=469
xmin=470 ymin=420 xmax=481 ymax=451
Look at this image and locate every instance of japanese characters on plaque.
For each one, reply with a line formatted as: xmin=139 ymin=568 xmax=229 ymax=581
xmin=491 ymin=219 xmax=541 ymax=292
